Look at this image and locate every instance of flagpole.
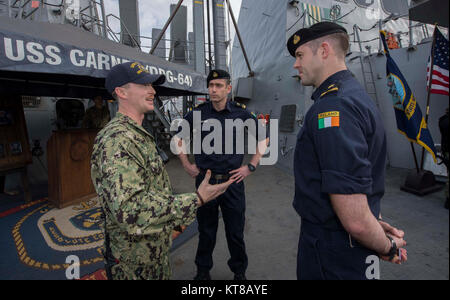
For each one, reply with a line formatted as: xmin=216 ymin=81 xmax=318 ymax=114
xmin=410 ymin=142 xmax=420 ymax=173
xmin=420 ymin=25 xmax=438 ymax=170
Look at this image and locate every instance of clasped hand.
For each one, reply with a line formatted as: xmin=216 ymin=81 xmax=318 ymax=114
xmin=379 ymin=220 xmax=408 ymax=264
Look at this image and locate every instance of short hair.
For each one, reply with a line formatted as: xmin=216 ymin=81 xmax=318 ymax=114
xmin=306 ymin=32 xmax=349 ymax=58
xmin=110 ymin=83 xmax=131 ymax=101
xmin=111 ymin=91 xmax=118 ymax=101
xmin=208 ymin=78 xmax=231 ymax=86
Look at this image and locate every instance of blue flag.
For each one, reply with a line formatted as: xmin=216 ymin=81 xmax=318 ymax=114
xmin=380 ymin=30 xmax=437 ymax=163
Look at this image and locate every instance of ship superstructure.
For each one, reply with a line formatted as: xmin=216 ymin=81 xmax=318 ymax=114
xmin=230 ymin=0 xmax=448 ymax=175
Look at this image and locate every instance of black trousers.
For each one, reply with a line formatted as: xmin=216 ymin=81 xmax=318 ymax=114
xmin=297 ymin=220 xmax=378 ymax=280
xmin=195 ymin=173 xmax=248 ymax=274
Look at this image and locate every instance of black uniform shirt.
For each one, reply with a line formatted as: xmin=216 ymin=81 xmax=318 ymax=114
xmin=181 ymin=101 xmax=258 ymax=174
xmin=293 ymin=70 xmax=387 ymax=230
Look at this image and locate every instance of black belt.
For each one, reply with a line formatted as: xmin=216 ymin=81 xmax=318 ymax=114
xmin=199 ymin=169 xmax=231 ymax=181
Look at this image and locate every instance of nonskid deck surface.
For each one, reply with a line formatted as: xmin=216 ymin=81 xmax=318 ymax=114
xmin=0 ymin=157 xmax=447 ymax=280
xmin=168 ymin=157 xmax=449 ymax=280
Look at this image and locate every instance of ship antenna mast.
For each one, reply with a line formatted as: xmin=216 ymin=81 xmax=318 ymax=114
xmin=224 ymin=0 xmax=253 ymax=78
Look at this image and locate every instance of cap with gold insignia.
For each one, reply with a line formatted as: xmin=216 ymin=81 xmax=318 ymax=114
xmin=207 ymin=69 xmax=231 ymax=87
xmin=287 ymin=21 xmax=347 ymax=57
xmin=105 ymin=61 xmax=165 ymax=94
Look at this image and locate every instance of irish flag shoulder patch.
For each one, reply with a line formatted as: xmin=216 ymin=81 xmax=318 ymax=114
xmin=318 ymin=111 xmax=340 ymax=129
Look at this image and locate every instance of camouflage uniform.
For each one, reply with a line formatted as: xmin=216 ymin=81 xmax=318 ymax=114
xmin=82 ymin=105 xmax=111 ymax=129
xmin=91 ymin=112 xmax=198 ymax=280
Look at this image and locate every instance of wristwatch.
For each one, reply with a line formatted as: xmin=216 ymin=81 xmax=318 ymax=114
xmin=247 ymin=163 xmax=256 ymax=172
xmin=385 ymin=235 xmax=397 ymax=261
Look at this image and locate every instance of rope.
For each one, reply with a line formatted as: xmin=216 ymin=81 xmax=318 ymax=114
xmin=286 ymin=10 xmax=306 ymax=32
xmin=42 ymin=1 xmax=64 ymax=8
xmin=306 ymin=11 xmax=321 ymax=23
xmin=333 ymin=6 xmax=357 ymax=22
xmin=355 ymin=22 xmax=379 ymax=32
xmin=349 ymin=37 xmax=380 ymax=44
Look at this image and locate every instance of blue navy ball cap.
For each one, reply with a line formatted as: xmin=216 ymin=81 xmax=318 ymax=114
xmin=105 ymin=61 xmax=166 ymax=94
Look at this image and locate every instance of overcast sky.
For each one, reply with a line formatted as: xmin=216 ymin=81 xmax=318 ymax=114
xmin=103 ymin=0 xmax=242 ymax=52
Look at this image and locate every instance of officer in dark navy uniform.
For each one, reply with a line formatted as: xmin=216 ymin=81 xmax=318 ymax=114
xmin=287 ymin=22 xmax=408 ymax=280
xmin=176 ymin=69 xmax=268 ymax=280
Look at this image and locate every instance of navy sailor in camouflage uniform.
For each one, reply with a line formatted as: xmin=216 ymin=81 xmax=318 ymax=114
xmin=91 ymin=62 xmax=234 ymax=280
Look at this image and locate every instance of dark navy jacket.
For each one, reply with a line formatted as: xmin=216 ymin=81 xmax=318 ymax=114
xmin=293 ymin=70 xmax=387 ymax=231
xmin=180 ymin=101 xmax=258 ymax=174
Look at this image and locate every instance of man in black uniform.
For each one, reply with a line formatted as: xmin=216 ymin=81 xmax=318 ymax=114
xmin=287 ymin=22 xmax=407 ymax=280
xmin=176 ymin=69 xmax=267 ymax=280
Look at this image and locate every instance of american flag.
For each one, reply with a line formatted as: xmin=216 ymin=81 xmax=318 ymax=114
xmin=426 ymin=28 xmax=449 ymax=96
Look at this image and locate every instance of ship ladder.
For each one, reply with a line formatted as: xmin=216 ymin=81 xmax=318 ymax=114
xmin=353 ymin=25 xmax=381 ymax=110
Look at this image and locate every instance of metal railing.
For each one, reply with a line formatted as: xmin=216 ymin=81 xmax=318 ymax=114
xmin=161 ymin=97 xmax=184 ymax=121
xmin=2 ymin=0 xmax=224 ymax=71
xmin=106 ymin=13 xmax=141 ymax=50
xmin=106 ymin=28 xmax=219 ymax=67
xmin=349 ymin=15 xmax=433 ymax=53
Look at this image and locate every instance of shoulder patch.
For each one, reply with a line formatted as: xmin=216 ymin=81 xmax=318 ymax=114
xmin=194 ymin=101 xmax=207 ymax=109
xmin=320 ymin=83 xmax=340 ymax=98
xmin=232 ymin=101 xmax=246 ymax=109
xmin=320 ymin=87 xmax=339 ymax=98
xmin=317 ymin=111 xmax=340 ymax=129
